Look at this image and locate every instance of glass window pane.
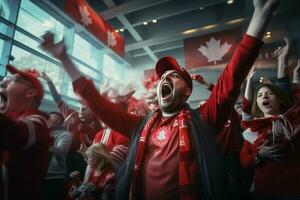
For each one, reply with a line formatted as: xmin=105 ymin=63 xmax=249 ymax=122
xmin=0 ymin=39 xmax=3 ymax=55
xmin=73 ymin=60 xmax=100 ymax=80
xmin=17 ymin=0 xmax=64 ymax=39
xmin=0 ymin=22 xmax=8 ymax=35
xmin=0 ymin=0 xmax=13 ymax=22
xmin=10 ymin=45 xmax=64 ymax=93
xmin=72 ymin=34 xmax=101 ymax=68
xmin=14 ymin=30 xmax=44 ymax=54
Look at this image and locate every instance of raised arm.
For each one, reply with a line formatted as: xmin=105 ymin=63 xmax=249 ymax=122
xmin=246 ymin=0 xmax=280 ymax=39
xmin=191 ymin=73 xmax=214 ymax=91
xmin=293 ymin=59 xmax=300 ymax=84
xmin=40 ymin=72 xmax=76 ymax=119
xmin=40 ymin=33 xmax=141 ymax=136
xmin=200 ymin=0 xmax=280 ymax=131
xmin=242 ymin=68 xmax=256 ymax=120
xmin=274 ymin=37 xmax=290 ymax=79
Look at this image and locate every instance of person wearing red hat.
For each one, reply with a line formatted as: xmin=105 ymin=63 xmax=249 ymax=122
xmin=0 ymin=64 xmax=52 ymax=200
xmin=40 ymin=1 xmax=280 ymax=199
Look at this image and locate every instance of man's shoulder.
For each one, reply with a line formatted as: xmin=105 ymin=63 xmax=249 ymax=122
xmin=21 ymin=110 xmax=49 ymax=125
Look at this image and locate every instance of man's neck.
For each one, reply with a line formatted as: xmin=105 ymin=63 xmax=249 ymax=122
xmin=162 ymin=110 xmax=179 ymax=118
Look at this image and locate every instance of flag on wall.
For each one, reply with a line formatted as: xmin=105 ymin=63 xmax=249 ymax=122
xmin=184 ymin=28 xmax=242 ymax=69
xmin=64 ymin=0 xmax=125 ymax=57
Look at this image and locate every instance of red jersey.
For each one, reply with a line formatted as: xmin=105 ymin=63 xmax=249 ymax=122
xmin=93 ymin=128 xmax=129 ymax=151
xmin=89 ymin=167 xmax=116 ymax=193
xmin=0 ymin=110 xmax=52 ymax=200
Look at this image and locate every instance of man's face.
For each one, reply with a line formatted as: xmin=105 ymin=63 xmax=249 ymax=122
xmin=0 ymin=74 xmax=34 ymax=114
xmin=157 ymin=70 xmax=191 ymax=113
xmin=79 ymin=104 xmax=93 ymax=121
xmin=48 ymin=113 xmax=64 ymax=128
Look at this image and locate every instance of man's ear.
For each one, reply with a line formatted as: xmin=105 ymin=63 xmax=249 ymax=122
xmin=185 ymin=87 xmax=192 ymax=97
xmin=25 ymin=88 xmax=38 ymax=99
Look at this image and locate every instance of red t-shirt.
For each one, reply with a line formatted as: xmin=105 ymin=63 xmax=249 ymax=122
xmin=142 ymin=115 xmax=180 ymax=200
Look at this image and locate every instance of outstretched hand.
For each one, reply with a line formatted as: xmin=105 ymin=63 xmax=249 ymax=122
xmin=273 ymin=37 xmax=290 ymax=61
xmin=247 ymin=67 xmax=256 ymax=81
xmin=40 ymin=32 xmax=67 ymax=59
xmin=191 ymin=74 xmax=206 ymax=85
xmin=247 ymin=0 xmax=281 ymax=39
xmin=293 ymin=59 xmax=300 ymax=84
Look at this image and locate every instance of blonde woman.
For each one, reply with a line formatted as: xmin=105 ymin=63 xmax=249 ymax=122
xmin=71 ymin=143 xmax=115 ymax=200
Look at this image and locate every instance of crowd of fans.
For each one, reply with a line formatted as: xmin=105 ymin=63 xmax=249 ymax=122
xmin=1 ymin=0 xmax=300 ymax=199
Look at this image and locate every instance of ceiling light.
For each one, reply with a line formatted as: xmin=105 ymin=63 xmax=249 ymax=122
xmin=265 ymin=34 xmax=271 ymax=38
xmin=182 ymin=29 xmax=198 ymax=35
xmin=143 ymin=21 xmax=148 ymax=25
xmin=152 ymin=19 xmax=157 ymax=23
xmin=227 ymin=0 xmax=234 ymax=4
xmin=266 ymin=31 xmax=271 ymax=35
xmin=226 ymin=18 xmax=244 ymax=25
xmin=120 ymin=28 xmax=124 ymax=32
xmin=200 ymin=6 xmax=204 ymax=10
xmin=115 ymin=30 xmax=119 ymax=33
xmin=201 ymin=24 xmax=217 ymax=30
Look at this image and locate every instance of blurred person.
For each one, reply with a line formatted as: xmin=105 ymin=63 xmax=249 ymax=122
xmin=44 ymin=112 xmax=73 ymax=200
xmin=0 ymin=64 xmax=52 ymax=200
xmin=40 ymin=72 xmax=102 ymax=150
xmin=240 ymin=38 xmax=300 ymax=199
xmin=40 ymin=72 xmax=102 ymax=180
xmin=71 ymin=143 xmax=116 ymax=200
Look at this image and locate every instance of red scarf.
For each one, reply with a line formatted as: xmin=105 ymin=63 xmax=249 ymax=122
xmin=242 ymin=103 xmax=300 ymax=152
xmin=129 ymin=109 xmax=197 ymax=200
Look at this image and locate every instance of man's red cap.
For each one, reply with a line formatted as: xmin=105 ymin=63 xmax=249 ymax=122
xmin=6 ymin=64 xmax=44 ymax=103
xmin=155 ymin=56 xmax=193 ymax=91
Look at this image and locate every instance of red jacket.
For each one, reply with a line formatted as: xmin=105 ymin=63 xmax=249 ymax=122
xmin=241 ymin=103 xmax=300 ymax=197
xmin=0 ymin=110 xmax=52 ymax=200
xmin=93 ymin=128 xmax=129 ymax=151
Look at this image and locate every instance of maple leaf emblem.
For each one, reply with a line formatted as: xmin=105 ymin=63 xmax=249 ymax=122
xmin=198 ymin=37 xmax=232 ymax=65
xmin=79 ymin=5 xmax=92 ymax=26
xmin=157 ymin=130 xmax=166 ymax=140
xmin=107 ymin=30 xmax=117 ymax=47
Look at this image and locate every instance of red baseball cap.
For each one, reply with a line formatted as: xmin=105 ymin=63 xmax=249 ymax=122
xmin=155 ymin=56 xmax=193 ymax=91
xmin=6 ymin=64 xmax=44 ymax=103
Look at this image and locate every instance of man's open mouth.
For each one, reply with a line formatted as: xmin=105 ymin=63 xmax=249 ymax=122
xmin=0 ymin=93 xmax=7 ymax=112
xmin=161 ymin=83 xmax=172 ymax=99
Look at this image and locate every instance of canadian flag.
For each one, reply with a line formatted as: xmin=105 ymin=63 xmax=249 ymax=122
xmin=184 ymin=28 xmax=241 ymax=69
xmin=64 ymin=0 xmax=125 ymax=57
